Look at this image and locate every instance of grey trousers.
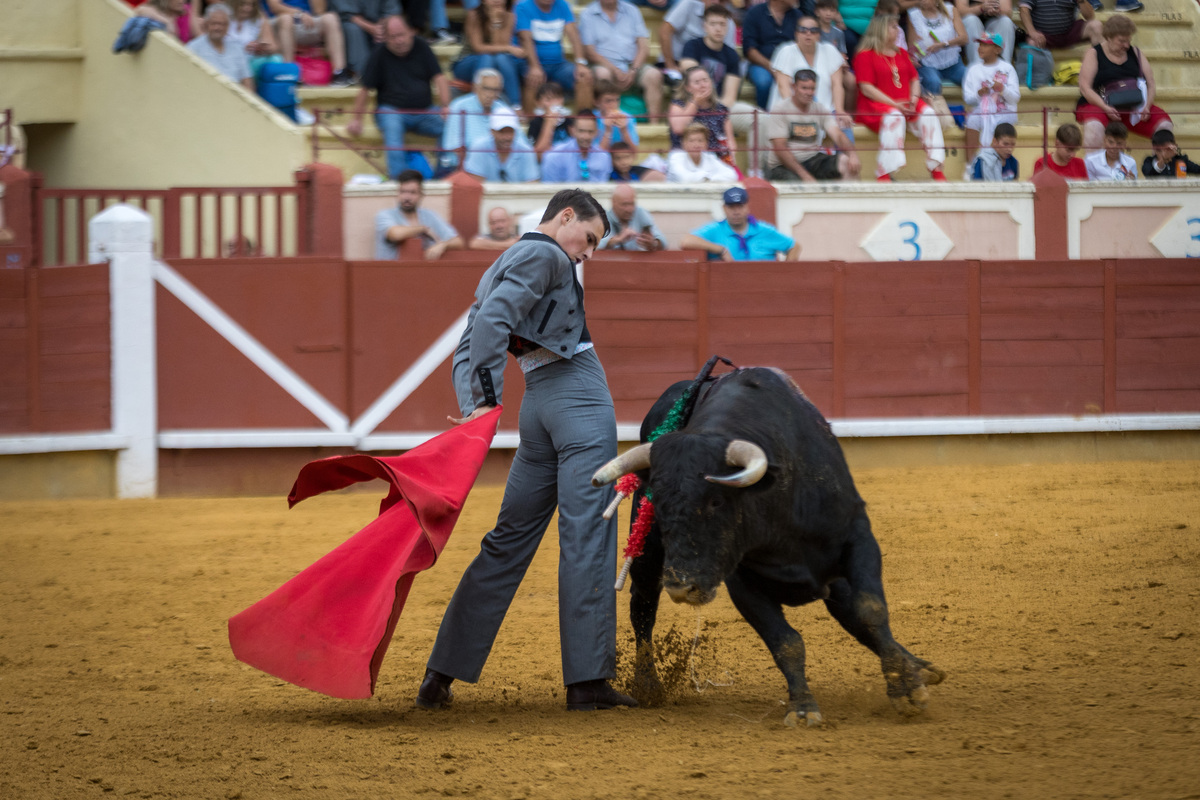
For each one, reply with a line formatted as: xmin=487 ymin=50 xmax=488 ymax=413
xmin=343 ymin=22 xmax=374 ymax=76
xmin=428 ymin=348 xmax=619 ymax=686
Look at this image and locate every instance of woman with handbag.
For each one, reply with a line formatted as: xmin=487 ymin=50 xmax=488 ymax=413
xmin=1075 ymin=14 xmax=1172 ymax=152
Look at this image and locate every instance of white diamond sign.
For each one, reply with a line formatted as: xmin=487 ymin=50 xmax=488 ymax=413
xmin=1149 ymin=203 xmax=1200 ymax=258
xmin=860 ymin=209 xmax=953 ymax=262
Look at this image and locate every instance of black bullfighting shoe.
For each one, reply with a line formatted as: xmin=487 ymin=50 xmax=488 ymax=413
xmin=565 ymin=680 xmax=638 ymax=711
xmin=414 ymin=669 xmax=454 ymax=710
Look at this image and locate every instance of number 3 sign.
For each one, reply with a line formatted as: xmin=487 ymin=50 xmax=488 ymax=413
xmin=861 ymin=210 xmax=954 ymax=262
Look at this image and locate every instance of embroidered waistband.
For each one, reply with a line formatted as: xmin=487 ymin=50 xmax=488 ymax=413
xmin=516 ymin=341 xmax=595 ymax=374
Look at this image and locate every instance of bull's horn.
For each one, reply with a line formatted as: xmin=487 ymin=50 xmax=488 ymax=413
xmin=591 ymin=443 xmax=653 ymax=487
xmin=705 ymin=440 xmax=767 ymax=487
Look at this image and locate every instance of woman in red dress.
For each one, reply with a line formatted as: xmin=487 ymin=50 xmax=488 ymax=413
xmin=853 ymin=13 xmax=946 ymax=181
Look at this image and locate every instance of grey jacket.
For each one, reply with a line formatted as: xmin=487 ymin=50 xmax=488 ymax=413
xmin=330 ymin=0 xmax=401 ymax=23
xmin=452 ymin=233 xmax=586 ymax=415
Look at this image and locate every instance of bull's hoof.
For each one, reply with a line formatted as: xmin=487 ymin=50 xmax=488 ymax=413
xmin=884 ymin=657 xmax=946 ymax=716
xmin=783 ymin=710 xmax=824 ymax=728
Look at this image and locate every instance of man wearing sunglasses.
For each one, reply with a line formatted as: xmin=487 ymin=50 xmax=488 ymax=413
xmin=681 ymin=186 xmax=800 ymax=261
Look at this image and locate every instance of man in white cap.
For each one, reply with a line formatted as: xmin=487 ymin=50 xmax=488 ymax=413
xmin=463 ymin=110 xmax=540 ymax=183
xmin=681 ymin=186 xmax=799 ymax=261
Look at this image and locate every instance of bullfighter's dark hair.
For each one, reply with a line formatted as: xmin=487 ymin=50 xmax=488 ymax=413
xmin=541 ymin=190 xmax=612 ymax=237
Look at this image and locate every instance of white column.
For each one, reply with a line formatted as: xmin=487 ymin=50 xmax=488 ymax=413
xmin=89 ymin=205 xmax=157 ymax=499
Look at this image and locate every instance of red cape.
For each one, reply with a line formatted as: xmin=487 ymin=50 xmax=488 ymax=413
xmin=227 ymin=407 xmax=502 ymax=699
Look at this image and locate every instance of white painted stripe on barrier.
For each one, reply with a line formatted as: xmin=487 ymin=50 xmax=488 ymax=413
xmin=360 ymin=431 xmax=521 ymax=451
xmin=153 ymin=261 xmax=349 ymax=433
xmin=829 ymin=414 xmax=1200 ymax=438
xmin=0 ymin=433 xmax=131 ymax=455
xmin=350 ymin=309 xmax=471 ymax=438
xmin=158 ymin=430 xmax=359 ymax=448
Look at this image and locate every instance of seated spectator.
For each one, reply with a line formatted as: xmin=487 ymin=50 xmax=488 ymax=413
xmin=681 ymin=187 xmax=800 ymax=261
xmin=374 ymin=169 xmax=464 ymax=259
xmin=668 ymin=67 xmax=735 ymax=162
xmin=667 ymin=123 xmax=740 ymax=182
xmin=579 ymin=0 xmax=665 ymax=122
xmin=769 ymin=14 xmax=852 ymax=128
xmin=839 ymin=0 xmax=873 ymax=57
xmin=264 ymin=0 xmax=354 ymax=85
xmin=187 ymin=4 xmax=255 ymax=91
xmin=527 ymin=82 xmax=572 ymax=157
xmin=743 ymin=0 xmax=802 ymax=109
xmin=463 ymin=110 xmax=541 ymax=182
xmin=136 ymin=0 xmax=201 ymax=41
xmin=767 ymin=69 xmax=860 ymax=181
xmin=471 ymin=207 xmax=522 ymax=250
xmin=680 ymin=5 xmax=743 ymax=109
xmin=609 ymin=142 xmax=667 ymax=181
xmin=228 ymin=0 xmax=281 ymax=78
xmin=907 ymin=0 xmax=968 ymax=96
xmin=515 ymin=0 xmax=594 ymax=113
xmin=347 ymin=15 xmax=449 ymax=180
xmin=599 ymin=185 xmax=668 ymax=251
xmin=541 ymin=112 xmax=613 ymax=182
xmin=969 ymin=121 xmax=1019 ymax=180
xmin=1142 ymin=129 xmax=1200 ymax=179
xmin=593 ymin=81 xmax=640 ymax=151
xmin=1018 ymin=0 xmax=1100 ymax=51
xmin=661 ymin=0 xmax=739 ymax=81
xmin=962 ymin=33 xmax=1019 ymax=168
xmin=332 ymin=0 xmax=399 ymax=79
xmin=1032 ymin=122 xmax=1089 ymax=178
xmin=1075 ymin=14 xmax=1172 ymax=152
xmin=1085 ymin=121 xmax=1137 ymax=180
xmin=854 ymin=13 xmax=947 ymax=181
xmin=814 ymin=0 xmax=847 ymax=59
xmin=452 ymin=0 xmax=524 ymax=107
xmin=956 ymin=0 xmax=1015 ymax=64
xmin=443 ymin=68 xmax=513 ymax=172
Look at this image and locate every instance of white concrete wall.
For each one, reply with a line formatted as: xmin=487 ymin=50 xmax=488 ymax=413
xmin=1068 ymin=180 xmax=1200 ymax=259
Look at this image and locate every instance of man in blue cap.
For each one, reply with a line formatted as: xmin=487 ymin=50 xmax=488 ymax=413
xmin=681 ymin=187 xmax=800 ymax=261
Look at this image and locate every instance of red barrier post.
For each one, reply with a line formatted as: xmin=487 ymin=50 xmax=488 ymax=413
xmin=447 ymin=170 xmax=483 ymax=246
xmin=300 ymin=163 xmax=345 ymax=258
xmin=1031 ymin=167 xmax=1069 ymax=261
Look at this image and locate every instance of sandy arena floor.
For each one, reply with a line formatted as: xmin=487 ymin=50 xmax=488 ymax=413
xmin=2 ymin=459 xmax=1199 ymax=800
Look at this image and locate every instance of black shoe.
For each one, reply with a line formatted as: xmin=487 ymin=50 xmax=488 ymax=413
xmin=565 ymin=679 xmax=638 ymax=711
xmin=414 ymin=669 xmax=454 ymax=709
xmin=330 ymin=68 xmax=356 ymax=87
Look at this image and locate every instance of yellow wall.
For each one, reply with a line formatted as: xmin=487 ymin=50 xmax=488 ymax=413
xmin=0 ymin=0 xmax=316 ymax=189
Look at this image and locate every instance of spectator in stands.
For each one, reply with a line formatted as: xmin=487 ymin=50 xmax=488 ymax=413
xmin=1032 ymin=122 xmax=1089 ymax=178
xmin=956 ymin=0 xmax=1015 ymax=64
xmin=528 ymin=82 xmax=573 ymax=157
xmin=599 ymin=185 xmax=668 ymax=251
xmin=374 ymin=169 xmax=464 ymax=259
xmin=1076 ymin=14 xmax=1172 ymax=152
xmin=768 ymin=14 xmax=851 ymax=126
xmin=969 ymin=121 xmax=1019 ymax=180
xmin=541 ymin=113 xmax=613 ymax=182
xmin=332 ymin=0 xmax=399 ymax=78
xmin=907 ymin=0 xmax=968 ymax=96
xmin=136 ymin=0 xmax=201 ymax=41
xmin=767 ymin=68 xmax=859 ymax=181
xmin=464 ymin=110 xmax=541 ymax=182
xmin=579 ymin=0 xmax=666 ymax=123
xmin=814 ymin=0 xmax=847 ymax=58
xmin=264 ymin=0 xmax=354 ymax=85
xmin=444 ymin=67 xmax=513 ymax=172
xmin=1085 ymin=120 xmax=1137 ymax=180
xmin=744 ymin=0 xmax=804 ymax=110
xmin=680 ymin=5 xmax=743 ymax=109
xmin=668 ymin=66 xmax=735 ymax=162
xmin=187 ymin=4 xmax=255 ymax=91
xmin=229 ymin=0 xmax=280 ymax=77
xmin=661 ymin=0 xmax=740 ymax=82
xmin=962 ymin=32 xmax=1019 ymax=169
xmin=347 ymin=15 xmax=449 ymax=180
xmin=837 ymin=0 xmax=873 ymax=58
xmin=452 ymin=0 xmax=524 ymax=107
xmin=593 ymin=81 xmax=641 ymax=150
xmin=609 ymin=141 xmax=666 ymax=180
xmin=1018 ymin=0 xmax=1101 ymax=52
xmin=470 ymin=207 xmax=521 ymax=250
xmin=682 ymin=186 xmax=800 ymax=261
xmin=426 ymin=0 xmax=467 ymax=45
xmin=515 ymin=0 xmax=594 ymax=113
xmin=854 ymin=13 xmax=947 ymax=181
xmin=667 ymin=123 xmax=740 ymax=182
xmin=1142 ymin=129 xmax=1200 ymax=178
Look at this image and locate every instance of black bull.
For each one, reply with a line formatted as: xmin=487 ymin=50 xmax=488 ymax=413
xmin=592 ymin=367 xmax=945 ymax=726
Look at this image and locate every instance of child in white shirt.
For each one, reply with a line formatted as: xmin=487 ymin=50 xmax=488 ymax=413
xmin=961 ymin=33 xmax=1020 ymax=169
xmin=1085 ymin=121 xmax=1138 ymax=181
xmin=667 ymin=123 xmax=740 ymax=183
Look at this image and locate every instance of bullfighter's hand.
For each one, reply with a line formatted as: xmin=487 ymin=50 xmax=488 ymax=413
xmin=448 ymin=405 xmax=497 ymax=426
